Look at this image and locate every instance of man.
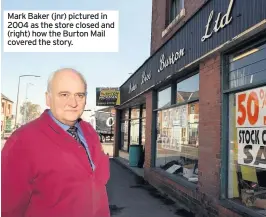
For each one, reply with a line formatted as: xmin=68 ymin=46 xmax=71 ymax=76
xmin=1 ymin=68 xmax=110 ymax=217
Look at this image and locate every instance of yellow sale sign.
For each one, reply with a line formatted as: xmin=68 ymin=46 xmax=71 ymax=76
xmin=236 ymin=86 xmax=266 ymax=169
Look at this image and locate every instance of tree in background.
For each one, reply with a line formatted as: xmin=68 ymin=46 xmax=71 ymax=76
xmin=20 ymin=101 xmax=41 ymax=124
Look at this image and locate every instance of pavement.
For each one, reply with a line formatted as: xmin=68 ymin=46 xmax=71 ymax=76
xmin=102 ymin=142 xmax=114 ymax=157
xmin=107 ymin=159 xmax=194 ymax=217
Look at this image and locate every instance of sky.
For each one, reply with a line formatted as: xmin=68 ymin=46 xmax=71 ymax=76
xmin=1 ymin=0 xmax=152 ymax=120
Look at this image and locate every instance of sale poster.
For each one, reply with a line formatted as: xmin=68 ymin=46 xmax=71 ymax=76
xmin=236 ymin=86 xmax=266 ymax=169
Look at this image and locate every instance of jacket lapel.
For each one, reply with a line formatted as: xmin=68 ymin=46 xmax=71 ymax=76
xmin=37 ymin=110 xmax=93 ymax=174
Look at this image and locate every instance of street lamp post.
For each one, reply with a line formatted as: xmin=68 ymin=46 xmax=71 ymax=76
xmin=23 ymin=83 xmax=34 ymax=124
xmin=14 ymin=75 xmax=40 ymax=128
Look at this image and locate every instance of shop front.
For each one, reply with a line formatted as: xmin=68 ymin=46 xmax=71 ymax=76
xmin=117 ymin=99 xmax=146 ymax=165
xmin=114 ymin=0 xmax=266 ymax=216
xmin=222 ymin=40 xmax=266 ymax=215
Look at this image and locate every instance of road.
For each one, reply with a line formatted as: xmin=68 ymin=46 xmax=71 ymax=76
xmin=107 ymin=159 xmax=194 ymax=217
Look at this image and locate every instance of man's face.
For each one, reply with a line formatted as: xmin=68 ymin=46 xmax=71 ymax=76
xmin=45 ymin=70 xmax=87 ymax=126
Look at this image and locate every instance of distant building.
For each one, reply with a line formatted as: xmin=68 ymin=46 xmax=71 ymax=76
xmin=1 ymin=94 xmax=14 ymax=134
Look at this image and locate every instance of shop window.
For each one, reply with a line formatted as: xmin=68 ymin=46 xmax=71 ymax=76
xmin=142 ymin=105 xmax=146 ymax=118
xmin=228 ymin=89 xmax=266 ymax=213
xmin=120 ymin=109 xmax=130 ymax=151
xmin=226 ymin=42 xmax=266 ymax=214
xmin=131 ymin=108 xmax=140 ymax=119
xmin=140 ymin=105 xmax=146 ymax=146
xmin=120 ymin=106 xmax=146 ymax=151
xmin=176 ymin=73 xmax=199 ymax=104
xmin=158 ymin=87 xmax=171 ymax=109
xmin=121 ymin=109 xmax=129 ymax=120
xmin=229 ymin=43 xmax=266 ymax=89
xmin=130 ymin=119 xmax=140 ymax=145
xmin=141 ymin=118 xmax=146 ymax=145
xmin=121 ymin=120 xmax=129 ymax=151
xmin=156 ymin=101 xmax=199 ymax=184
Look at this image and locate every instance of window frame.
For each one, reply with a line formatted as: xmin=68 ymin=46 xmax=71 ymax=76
xmin=169 ymin=0 xmax=184 ymax=23
xmin=154 ymin=100 xmax=200 ymax=189
xmin=220 ymin=38 xmax=266 ymax=217
xmin=166 ymin=0 xmax=185 ymax=27
xmin=139 ymin=104 xmax=146 ymax=146
xmin=152 ymin=71 xmax=200 ymax=189
xmin=155 ymin=71 xmax=200 ymax=112
xmin=120 ymin=108 xmax=130 ymax=152
xmin=120 ymin=105 xmax=146 ymax=152
xmin=157 ymin=85 xmax=172 ymax=110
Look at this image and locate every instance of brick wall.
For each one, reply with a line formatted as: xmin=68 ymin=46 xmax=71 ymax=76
xmin=145 ymin=167 xmax=242 ymax=217
xmin=144 ymin=91 xmax=153 ymax=168
xmin=198 ymin=54 xmax=222 ymax=198
xmin=150 ymin=0 xmax=206 ymax=55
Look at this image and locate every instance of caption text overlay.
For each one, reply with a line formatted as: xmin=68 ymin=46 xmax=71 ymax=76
xmin=4 ymin=11 xmax=119 ymax=52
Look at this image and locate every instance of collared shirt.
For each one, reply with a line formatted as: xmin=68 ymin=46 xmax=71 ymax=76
xmin=48 ymin=110 xmax=95 ymax=170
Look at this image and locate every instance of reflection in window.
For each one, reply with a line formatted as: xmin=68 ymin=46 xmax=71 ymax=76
xmin=142 ymin=106 xmax=146 ymax=118
xmin=130 ymin=119 xmax=139 ymax=145
xmin=229 ymin=43 xmax=266 ymax=89
xmin=131 ymin=108 xmax=140 ymax=119
xmin=141 ymin=118 xmax=146 ymax=145
xmin=121 ymin=109 xmax=129 ymax=120
xmin=158 ymin=87 xmax=171 ymax=109
xmin=121 ymin=120 xmax=129 ymax=151
xmin=156 ymin=102 xmax=199 ymax=184
xmin=176 ymin=74 xmax=199 ymax=103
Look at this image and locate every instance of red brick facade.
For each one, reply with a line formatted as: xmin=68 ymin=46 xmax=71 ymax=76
xmin=114 ymin=1 xmax=266 ymax=216
xmin=144 ymin=91 xmax=153 ymax=169
xmin=198 ymin=54 xmax=222 ymax=198
xmin=150 ymin=0 xmax=206 ymax=55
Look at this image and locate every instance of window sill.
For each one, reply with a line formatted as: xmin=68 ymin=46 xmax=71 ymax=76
xmin=162 ymin=8 xmax=186 ymax=38
xmin=151 ymin=167 xmax=197 ymax=191
xmin=220 ymin=199 xmax=265 ymax=217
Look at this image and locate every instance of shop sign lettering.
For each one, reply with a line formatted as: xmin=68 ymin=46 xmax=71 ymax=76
xmin=238 ymin=129 xmax=266 ymax=167
xmin=106 ymin=117 xmax=114 ymax=127
xmin=157 ymin=48 xmax=185 ymax=73
xmin=201 ymin=0 xmax=234 ymax=42
xmin=236 ymin=86 xmax=266 ymax=169
xmin=128 ymin=82 xmax=137 ymax=93
xmin=141 ymin=71 xmax=152 ymax=85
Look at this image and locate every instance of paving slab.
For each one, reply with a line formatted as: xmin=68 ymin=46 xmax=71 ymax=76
xmin=107 ymin=159 xmax=194 ymax=217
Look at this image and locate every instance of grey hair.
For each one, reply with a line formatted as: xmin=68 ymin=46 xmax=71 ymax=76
xmin=47 ymin=68 xmax=87 ymax=93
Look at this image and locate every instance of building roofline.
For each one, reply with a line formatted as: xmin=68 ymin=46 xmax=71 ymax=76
xmin=119 ymin=0 xmax=210 ymax=88
xmin=1 ymin=94 xmax=14 ymax=103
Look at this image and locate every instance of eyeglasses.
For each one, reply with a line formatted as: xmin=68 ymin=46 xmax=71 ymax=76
xmin=57 ymin=92 xmax=87 ymax=102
